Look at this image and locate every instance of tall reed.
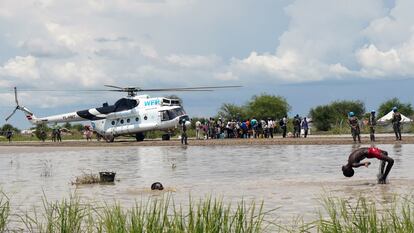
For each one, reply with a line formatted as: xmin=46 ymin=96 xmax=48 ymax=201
xmin=18 ymin=194 xmax=269 ymax=233
xmin=317 ymin=195 xmax=414 ymax=233
xmin=0 ymin=193 xmax=9 ymax=232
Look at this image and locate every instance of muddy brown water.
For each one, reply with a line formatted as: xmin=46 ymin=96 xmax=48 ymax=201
xmin=0 ymin=143 xmax=413 ymax=221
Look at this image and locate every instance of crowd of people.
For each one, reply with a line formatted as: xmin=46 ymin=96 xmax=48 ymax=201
xmin=193 ymin=115 xmax=310 ymax=140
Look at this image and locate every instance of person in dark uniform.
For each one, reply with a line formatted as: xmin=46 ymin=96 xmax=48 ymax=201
xmin=392 ymin=107 xmax=402 ymax=140
xmin=293 ymin=114 xmax=301 ymax=138
xmin=348 ymin=112 xmax=361 ymax=143
xmin=342 ymin=147 xmax=394 ymax=184
xmin=6 ymin=130 xmax=13 ymax=143
xmin=56 ymin=128 xmax=62 ymax=142
xmin=280 ymin=116 xmax=287 ymax=138
xmin=181 ymin=120 xmax=188 ymax=145
xmin=368 ymin=110 xmax=377 ymax=142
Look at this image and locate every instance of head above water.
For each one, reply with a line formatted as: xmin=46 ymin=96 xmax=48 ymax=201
xmin=151 ymin=182 xmax=164 ymax=190
xmin=342 ymin=165 xmax=354 ymax=177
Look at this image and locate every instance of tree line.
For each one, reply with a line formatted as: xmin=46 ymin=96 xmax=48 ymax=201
xmin=213 ymin=95 xmax=413 ymax=132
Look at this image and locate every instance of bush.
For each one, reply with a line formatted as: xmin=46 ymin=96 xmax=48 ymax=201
xmin=378 ymin=97 xmax=414 ymax=118
xmin=310 ymin=100 xmax=365 ymax=131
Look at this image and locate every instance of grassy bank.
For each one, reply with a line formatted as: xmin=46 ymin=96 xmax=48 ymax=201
xmin=1 ymin=193 xmax=414 ymax=232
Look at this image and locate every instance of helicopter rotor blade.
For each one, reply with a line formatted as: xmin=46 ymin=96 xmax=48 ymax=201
xmin=13 ymin=87 xmax=19 ymax=106
xmin=138 ymin=89 xmax=213 ymax=92
xmin=137 ymin=85 xmax=242 ymax=92
xmin=5 ymin=107 xmax=18 ymax=121
xmin=104 ymin=85 xmax=125 ymax=90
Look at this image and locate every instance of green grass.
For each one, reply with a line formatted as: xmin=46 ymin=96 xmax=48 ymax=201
xmin=317 ymin=195 xmax=414 ymax=233
xmin=14 ymin=195 xmax=270 ymax=233
xmin=3 ymin=192 xmax=414 ymax=232
xmin=0 ymin=193 xmax=9 ymax=232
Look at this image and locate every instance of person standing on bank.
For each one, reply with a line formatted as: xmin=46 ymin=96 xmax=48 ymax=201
xmin=392 ymin=107 xmax=402 ymax=141
xmin=293 ymin=114 xmax=301 ymax=138
xmin=6 ymin=129 xmax=13 ymax=143
xmin=301 ymin=117 xmax=309 ymax=138
xmin=195 ymin=120 xmax=201 ymax=140
xmin=280 ymin=116 xmax=287 ymax=138
xmin=181 ymin=120 xmax=188 ymax=145
xmin=368 ymin=110 xmax=377 ymax=142
xmin=348 ymin=112 xmax=361 ymax=143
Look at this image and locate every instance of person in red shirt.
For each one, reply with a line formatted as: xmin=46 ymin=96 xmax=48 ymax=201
xmin=342 ymin=147 xmax=394 ymax=184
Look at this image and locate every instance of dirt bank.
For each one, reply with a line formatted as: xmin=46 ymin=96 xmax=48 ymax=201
xmin=1 ymin=135 xmax=412 ymax=147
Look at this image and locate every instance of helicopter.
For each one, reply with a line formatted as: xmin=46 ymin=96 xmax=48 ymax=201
xmin=5 ymin=85 xmax=241 ymax=142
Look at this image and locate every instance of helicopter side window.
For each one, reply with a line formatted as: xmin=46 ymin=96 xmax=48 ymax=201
xmin=135 ymin=117 xmax=139 ymax=122
xmin=111 ymin=121 xmax=115 ymax=125
xmin=127 ymin=119 xmax=130 ymax=123
xmin=120 ymin=119 xmax=124 ymax=124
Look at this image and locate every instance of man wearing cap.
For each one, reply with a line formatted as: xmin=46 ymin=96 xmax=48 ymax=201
xmin=392 ymin=107 xmax=402 ymax=140
xmin=348 ymin=112 xmax=361 ymax=143
xmin=368 ymin=110 xmax=377 ymax=142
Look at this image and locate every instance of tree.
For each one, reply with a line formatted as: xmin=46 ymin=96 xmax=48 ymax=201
xmin=63 ymin=122 xmax=72 ymax=129
xmin=330 ymin=100 xmax=365 ymax=119
xmin=217 ymin=103 xmax=247 ymax=120
xmin=72 ymin=124 xmax=84 ymax=132
xmin=309 ymin=100 xmax=365 ymax=131
xmin=378 ymin=98 xmax=413 ymax=118
xmin=309 ymin=105 xmax=335 ymax=131
xmin=246 ymin=94 xmax=290 ymax=120
xmin=1 ymin=124 xmax=20 ymax=133
xmin=35 ymin=123 xmax=49 ymax=141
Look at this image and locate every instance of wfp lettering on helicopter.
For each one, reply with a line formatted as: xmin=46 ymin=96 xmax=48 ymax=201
xmin=144 ymin=99 xmax=161 ymax=107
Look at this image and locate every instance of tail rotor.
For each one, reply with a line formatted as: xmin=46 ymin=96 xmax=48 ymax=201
xmin=5 ymin=106 xmax=19 ymax=121
xmin=5 ymin=87 xmax=33 ymax=121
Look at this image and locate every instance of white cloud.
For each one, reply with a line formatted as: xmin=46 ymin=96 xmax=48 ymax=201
xmin=3 ymin=0 xmax=414 ymax=112
xmin=214 ymin=71 xmax=238 ymax=81
xmin=357 ymin=44 xmax=401 ymax=76
xmin=0 ymin=56 xmax=40 ymax=82
xmin=165 ymin=54 xmax=221 ymax=68
xmin=227 ymin=0 xmax=414 ymax=82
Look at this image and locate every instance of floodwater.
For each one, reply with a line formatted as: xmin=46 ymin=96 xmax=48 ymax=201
xmin=0 ymin=143 xmax=413 ymax=221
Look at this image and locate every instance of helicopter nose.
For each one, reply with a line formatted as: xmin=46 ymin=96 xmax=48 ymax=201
xmin=185 ymin=120 xmax=191 ymax=127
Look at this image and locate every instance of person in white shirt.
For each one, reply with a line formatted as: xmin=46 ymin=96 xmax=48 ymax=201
xmin=195 ymin=120 xmax=202 ymax=140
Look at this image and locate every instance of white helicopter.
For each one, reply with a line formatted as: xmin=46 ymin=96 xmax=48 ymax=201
xmin=5 ymin=85 xmax=240 ymax=142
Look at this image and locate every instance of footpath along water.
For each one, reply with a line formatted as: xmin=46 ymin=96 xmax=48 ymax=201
xmin=0 ymin=144 xmax=413 ymax=220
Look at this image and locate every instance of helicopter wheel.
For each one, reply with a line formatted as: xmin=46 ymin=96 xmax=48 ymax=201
xmin=135 ymin=133 xmax=145 ymax=142
xmin=105 ymin=135 xmax=115 ymax=143
xmin=161 ymin=134 xmax=170 ymax=141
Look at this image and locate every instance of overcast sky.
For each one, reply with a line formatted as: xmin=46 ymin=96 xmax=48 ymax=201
xmin=1 ymin=0 xmax=413 ymax=128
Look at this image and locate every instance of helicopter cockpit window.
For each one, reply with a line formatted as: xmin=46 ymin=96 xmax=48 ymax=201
xmin=161 ymin=108 xmax=186 ymax=121
xmin=114 ymin=98 xmax=138 ymax=112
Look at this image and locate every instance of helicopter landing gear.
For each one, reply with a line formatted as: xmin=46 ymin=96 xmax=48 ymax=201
xmin=162 ymin=134 xmax=170 ymax=141
xmin=104 ymin=135 xmax=115 ymax=143
xmin=135 ymin=133 xmax=145 ymax=142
